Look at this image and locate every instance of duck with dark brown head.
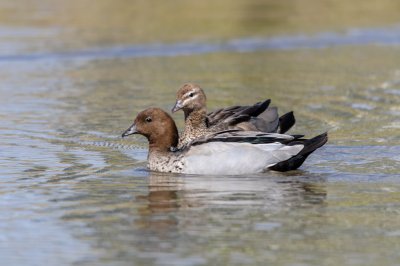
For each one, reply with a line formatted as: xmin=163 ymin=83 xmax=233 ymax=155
xmin=122 ymin=108 xmax=327 ymax=175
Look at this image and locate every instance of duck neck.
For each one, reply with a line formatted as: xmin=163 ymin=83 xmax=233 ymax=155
xmin=147 ymin=125 xmax=179 ymax=155
xmin=148 ymin=142 xmax=171 ymax=155
xmin=184 ymin=107 xmax=208 ymax=132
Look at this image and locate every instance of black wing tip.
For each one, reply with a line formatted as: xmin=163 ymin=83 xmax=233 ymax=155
xmin=260 ymin=99 xmax=271 ymax=110
xmin=268 ymin=132 xmax=328 ymax=172
xmin=262 ymin=99 xmax=271 ymax=106
xmin=296 ymin=132 xmax=328 ymax=157
xmin=249 ymin=99 xmax=271 ymax=117
xmin=309 ymin=132 xmax=328 ymax=147
xmin=278 ymin=111 xmax=296 ymax=134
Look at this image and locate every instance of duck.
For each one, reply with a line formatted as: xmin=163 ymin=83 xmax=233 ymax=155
xmin=171 ymin=83 xmax=295 ymax=148
xmin=122 ymin=108 xmax=327 ymax=175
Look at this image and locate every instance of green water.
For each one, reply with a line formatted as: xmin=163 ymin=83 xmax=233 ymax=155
xmin=1 ymin=1 xmax=400 ymax=265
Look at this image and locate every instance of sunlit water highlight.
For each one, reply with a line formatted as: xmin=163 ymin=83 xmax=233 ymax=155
xmin=1 ymin=25 xmax=400 ymax=62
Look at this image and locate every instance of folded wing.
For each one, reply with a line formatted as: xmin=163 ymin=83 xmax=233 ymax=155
xmin=206 ymin=99 xmax=295 ymax=134
xmin=180 ymin=131 xmax=327 ymax=174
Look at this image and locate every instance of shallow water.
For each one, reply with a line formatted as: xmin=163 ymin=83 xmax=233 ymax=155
xmin=1 ymin=1 xmax=400 ymax=265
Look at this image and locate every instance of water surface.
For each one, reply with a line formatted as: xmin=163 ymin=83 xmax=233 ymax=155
xmin=1 ymin=1 xmax=400 ymax=265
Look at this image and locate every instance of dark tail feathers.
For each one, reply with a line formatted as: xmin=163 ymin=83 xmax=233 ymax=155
xmin=278 ymin=111 xmax=295 ymax=134
xmin=268 ymin=132 xmax=328 ymax=172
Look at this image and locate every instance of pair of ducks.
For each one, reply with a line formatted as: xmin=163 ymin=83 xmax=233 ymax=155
xmin=122 ymin=83 xmax=327 ymax=175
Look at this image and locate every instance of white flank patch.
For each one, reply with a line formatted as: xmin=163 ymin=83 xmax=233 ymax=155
xmin=183 ymin=142 xmax=304 ymax=175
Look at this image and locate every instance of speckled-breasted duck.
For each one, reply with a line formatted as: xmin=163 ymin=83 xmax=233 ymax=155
xmin=172 ymin=83 xmax=295 ymax=148
xmin=122 ymin=108 xmax=327 ymax=175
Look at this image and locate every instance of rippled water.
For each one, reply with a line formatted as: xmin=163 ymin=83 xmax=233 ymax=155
xmin=1 ymin=1 xmax=400 ymax=265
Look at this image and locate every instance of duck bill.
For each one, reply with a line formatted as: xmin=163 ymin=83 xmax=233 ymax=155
xmin=121 ymin=123 xmax=138 ymax=138
xmin=171 ymin=100 xmax=183 ymax=113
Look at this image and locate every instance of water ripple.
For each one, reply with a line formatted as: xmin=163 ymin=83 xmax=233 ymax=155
xmin=1 ymin=25 xmax=400 ymax=62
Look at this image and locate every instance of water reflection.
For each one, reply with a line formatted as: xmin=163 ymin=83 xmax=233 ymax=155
xmin=136 ymin=172 xmax=327 ymax=233
xmin=53 ymin=171 xmax=327 ymax=264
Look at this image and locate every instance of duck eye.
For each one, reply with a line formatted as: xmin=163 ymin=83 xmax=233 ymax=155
xmin=189 ymin=92 xmax=194 ymax=97
xmin=145 ymin=117 xmax=152 ymax=123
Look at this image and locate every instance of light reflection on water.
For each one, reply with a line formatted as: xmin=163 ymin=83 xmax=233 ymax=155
xmin=1 ymin=44 xmax=400 ymax=265
xmin=1 ymin=1 xmax=400 ymax=265
xmin=2 ymin=24 xmax=400 ymax=62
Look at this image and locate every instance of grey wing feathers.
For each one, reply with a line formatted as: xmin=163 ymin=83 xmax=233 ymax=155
xmin=205 ymin=99 xmax=296 ymax=134
xmin=206 ymin=99 xmax=271 ymax=128
xmin=189 ymin=131 xmax=302 ymax=146
xmin=249 ymin=107 xmax=280 ymax=133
